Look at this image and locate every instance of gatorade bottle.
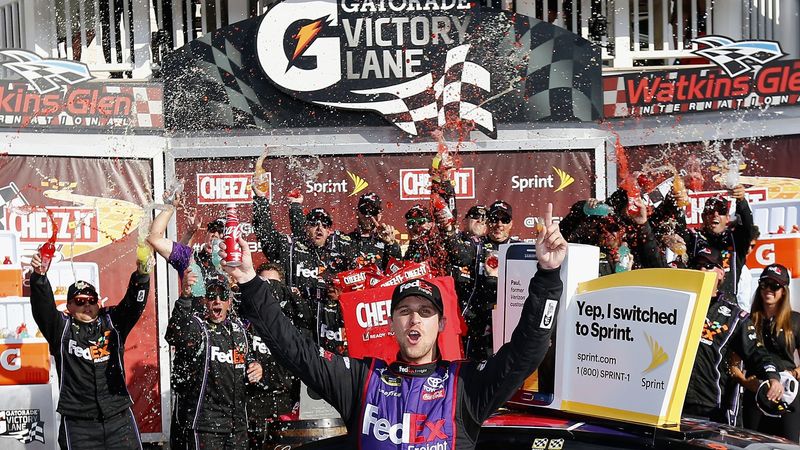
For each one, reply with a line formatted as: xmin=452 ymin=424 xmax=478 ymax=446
xmin=431 ymin=195 xmax=454 ymax=227
xmin=583 ymin=202 xmax=611 ymax=217
xmin=39 ymin=212 xmax=57 ymax=273
xmin=615 ymin=243 xmax=632 ymax=273
xmin=672 ymin=175 xmax=690 ymax=208
xmin=137 ymin=239 xmax=154 ymax=274
xmin=254 ymin=155 xmax=270 ymax=195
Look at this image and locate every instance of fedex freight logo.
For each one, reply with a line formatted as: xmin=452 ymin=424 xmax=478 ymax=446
xmin=400 ymin=168 xmax=475 ymax=200
xmin=4 ymin=206 xmax=99 ymax=243
xmin=255 ymin=0 xmax=503 ymax=137
xmin=686 ymin=188 xmax=767 ymax=228
xmin=197 ymin=172 xmax=270 ymax=204
xmin=362 ymin=404 xmax=449 ymax=444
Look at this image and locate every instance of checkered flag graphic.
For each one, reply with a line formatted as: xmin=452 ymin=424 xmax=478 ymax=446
xmin=0 ymin=50 xmax=92 ymax=94
xmin=317 ymin=44 xmax=493 ymax=136
xmin=6 ymin=421 xmax=45 ymax=444
xmin=691 ymin=36 xmax=784 ymax=78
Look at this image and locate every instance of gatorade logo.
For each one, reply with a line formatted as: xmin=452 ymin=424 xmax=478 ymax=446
xmin=0 ymin=349 xmax=21 ymax=371
xmin=361 ymin=403 xmax=448 ymax=444
xmin=211 ymin=346 xmax=246 ymax=365
xmin=399 ymin=168 xmax=475 ymax=200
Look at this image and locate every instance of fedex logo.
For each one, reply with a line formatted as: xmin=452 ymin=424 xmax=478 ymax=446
xmin=361 ymin=403 xmax=448 ymax=444
xmin=356 ymin=299 xmax=392 ymax=328
xmin=251 ymin=335 xmax=270 ymax=355
xmin=6 ymin=207 xmax=98 ymax=243
xmin=295 ymin=262 xmax=320 ymax=280
xmin=686 ymin=188 xmax=766 ymax=228
xmin=400 ymin=168 xmax=475 ymax=201
xmin=211 ymin=346 xmax=245 ymax=365
xmin=197 ymin=172 xmax=270 ymax=204
xmin=67 ymin=339 xmax=110 ymax=362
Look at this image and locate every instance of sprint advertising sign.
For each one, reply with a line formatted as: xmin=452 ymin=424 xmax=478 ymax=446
xmin=558 ymin=269 xmax=716 ymax=426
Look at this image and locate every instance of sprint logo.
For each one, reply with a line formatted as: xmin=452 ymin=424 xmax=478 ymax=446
xmin=347 ymin=171 xmax=369 ymax=196
xmin=642 ymin=333 xmax=668 ymax=373
xmin=511 ymin=167 xmax=574 ymax=193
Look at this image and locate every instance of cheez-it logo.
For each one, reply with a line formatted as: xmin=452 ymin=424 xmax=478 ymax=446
xmin=399 ymin=168 xmax=475 ymax=201
xmin=197 ymin=172 xmax=270 ymax=204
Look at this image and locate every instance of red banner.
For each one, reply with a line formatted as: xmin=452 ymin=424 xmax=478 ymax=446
xmin=339 ymin=277 xmax=465 ymax=362
xmin=0 ymin=155 xmax=162 ymax=433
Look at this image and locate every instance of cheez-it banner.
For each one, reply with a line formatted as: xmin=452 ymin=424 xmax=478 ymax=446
xmin=340 ymin=277 xmax=464 ymax=362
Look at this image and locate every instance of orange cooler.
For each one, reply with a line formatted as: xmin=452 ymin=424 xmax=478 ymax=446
xmin=0 ymin=268 xmax=23 ymax=297
xmin=747 ymin=235 xmax=800 ymax=275
xmin=0 ymin=341 xmax=50 ymax=385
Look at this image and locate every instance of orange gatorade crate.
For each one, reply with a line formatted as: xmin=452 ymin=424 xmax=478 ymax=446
xmin=0 ymin=268 xmax=23 ymax=297
xmin=0 ymin=341 xmax=51 ymax=385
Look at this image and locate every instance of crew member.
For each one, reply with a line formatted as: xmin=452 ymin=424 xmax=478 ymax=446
xmin=166 ymin=276 xmax=264 ymax=450
xmin=683 ymin=243 xmax=783 ymax=424
xmin=29 ymin=250 xmax=150 ymax=449
xmin=346 ymin=192 xmax=401 ymax=270
xmin=221 ymin=203 xmax=566 ymax=450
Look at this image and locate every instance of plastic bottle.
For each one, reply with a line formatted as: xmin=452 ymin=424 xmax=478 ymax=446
xmin=38 ymin=212 xmax=57 ymax=273
xmin=223 ymin=203 xmax=242 ymax=267
xmin=254 ymin=158 xmax=270 ymax=194
xmin=431 ymin=195 xmax=454 ymax=227
xmin=626 ymin=184 xmax=642 ymax=214
xmin=582 ymin=202 xmax=611 ymax=217
xmin=615 ymin=243 xmax=632 ymax=273
xmin=672 ymin=175 xmax=690 ymax=208
xmin=188 ymin=262 xmax=207 ymax=297
xmin=136 ymin=239 xmax=154 ymax=274
xmin=165 ymin=178 xmax=185 ymax=205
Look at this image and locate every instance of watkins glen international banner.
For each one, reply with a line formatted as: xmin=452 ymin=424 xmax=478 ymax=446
xmin=604 ymin=36 xmax=800 ymax=118
xmin=0 ymin=50 xmax=163 ymax=129
xmin=163 ymin=1 xmax=602 ymax=137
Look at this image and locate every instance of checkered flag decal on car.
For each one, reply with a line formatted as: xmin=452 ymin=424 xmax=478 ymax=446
xmin=0 ymin=49 xmax=92 ymax=94
xmin=317 ymin=44 xmax=493 ymax=136
xmin=691 ymin=36 xmax=784 ymax=78
xmin=6 ymin=421 xmax=45 ymax=444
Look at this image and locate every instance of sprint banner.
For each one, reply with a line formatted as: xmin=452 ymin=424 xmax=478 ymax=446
xmin=558 ymin=269 xmax=716 ymax=427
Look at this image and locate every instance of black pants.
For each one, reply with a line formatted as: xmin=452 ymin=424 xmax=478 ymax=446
xmin=58 ymin=408 xmax=141 ymax=450
xmin=172 ymin=426 xmax=248 ymax=450
xmin=742 ymin=388 xmax=800 ymax=441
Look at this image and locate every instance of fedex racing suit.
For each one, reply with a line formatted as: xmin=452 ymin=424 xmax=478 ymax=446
xmin=30 ymin=271 xmax=149 ymax=450
xmin=166 ymin=296 xmax=262 ymax=450
xmin=238 ymin=266 xmax=563 ymax=449
xmin=683 ymin=294 xmax=780 ymax=424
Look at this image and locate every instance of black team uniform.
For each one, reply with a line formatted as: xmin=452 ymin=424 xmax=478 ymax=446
xmin=30 ymin=271 xmax=149 ymax=450
xmin=237 ymin=267 xmax=563 ymax=450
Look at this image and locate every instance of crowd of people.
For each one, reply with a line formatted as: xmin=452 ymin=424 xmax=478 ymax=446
xmin=26 ymin=154 xmax=799 ymax=449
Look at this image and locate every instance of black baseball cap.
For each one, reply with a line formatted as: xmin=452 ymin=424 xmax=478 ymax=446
xmin=703 ymin=196 xmax=729 ymax=215
xmin=205 ymin=277 xmax=232 ymax=300
xmin=358 ymin=192 xmax=382 ymax=216
xmin=488 ymin=200 xmax=512 ymax=220
xmin=691 ymin=243 xmax=723 ymax=269
xmin=465 ymin=205 xmax=487 ymax=219
xmin=207 ymin=218 xmax=225 ymax=234
xmin=391 ymin=279 xmax=443 ymax=316
xmin=760 ymin=264 xmax=790 ymax=288
xmin=305 ymin=208 xmax=333 ymax=227
xmin=405 ymin=204 xmax=432 ymax=221
xmin=67 ymin=280 xmax=98 ymax=302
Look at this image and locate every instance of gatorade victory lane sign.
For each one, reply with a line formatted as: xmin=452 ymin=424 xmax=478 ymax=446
xmin=163 ymin=0 xmax=602 ymax=137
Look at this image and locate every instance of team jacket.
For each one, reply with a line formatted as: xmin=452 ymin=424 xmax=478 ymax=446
xmin=751 ymin=311 xmax=800 ymax=373
xmin=345 ymin=229 xmax=402 ymax=271
xmin=238 ymin=267 xmax=563 ymax=450
xmin=30 ymin=271 xmax=149 ymax=419
xmin=443 ymin=234 xmax=521 ymax=360
xmin=253 ymin=197 xmax=354 ymax=303
xmin=165 ymin=297 xmax=259 ymax=433
xmin=681 ymin=198 xmax=753 ymax=298
xmin=685 ymin=295 xmax=780 ymax=412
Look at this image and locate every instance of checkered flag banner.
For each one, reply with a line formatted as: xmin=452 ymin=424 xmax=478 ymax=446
xmin=6 ymin=421 xmax=46 ymax=444
xmin=317 ymin=45 xmax=493 ymax=136
xmin=0 ymin=49 xmax=92 ymax=94
xmin=691 ymin=36 xmax=784 ymax=78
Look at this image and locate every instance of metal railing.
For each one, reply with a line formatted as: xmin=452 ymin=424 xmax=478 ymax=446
xmin=0 ymin=0 xmax=795 ymax=78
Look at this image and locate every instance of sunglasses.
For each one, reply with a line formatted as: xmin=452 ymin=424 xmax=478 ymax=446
xmin=488 ymin=216 xmax=511 ymax=225
xmin=205 ymin=293 xmax=231 ymax=301
xmin=695 ymin=263 xmax=722 ymax=271
xmin=71 ymin=296 xmax=98 ymax=306
xmin=407 ymin=217 xmax=429 ymax=226
xmin=759 ymin=280 xmax=783 ymax=291
xmin=306 ymin=220 xmax=331 ymax=228
xmin=467 ymin=214 xmax=487 ymax=221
